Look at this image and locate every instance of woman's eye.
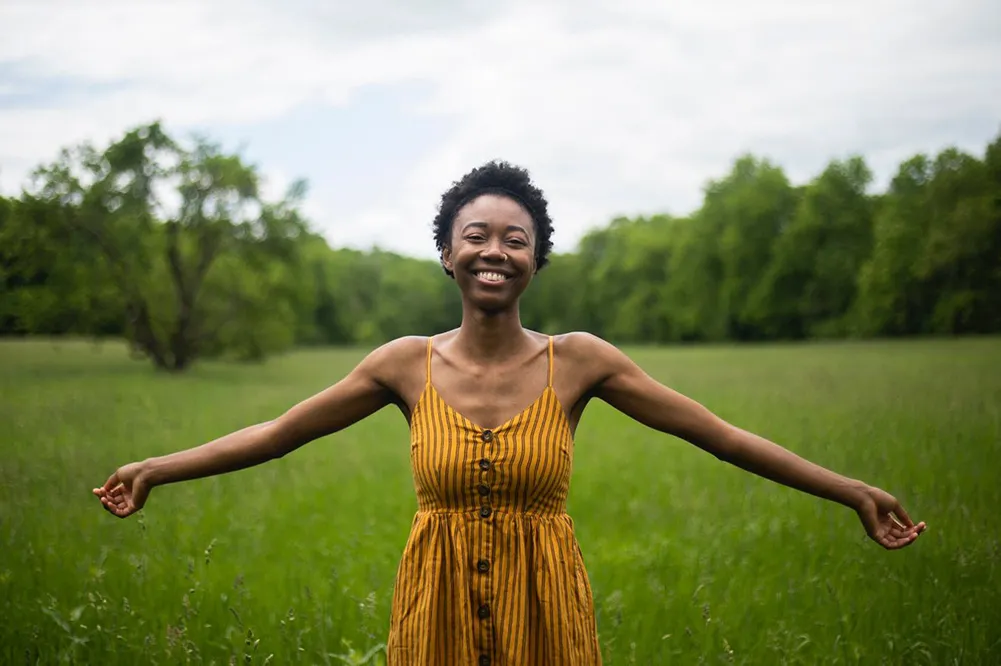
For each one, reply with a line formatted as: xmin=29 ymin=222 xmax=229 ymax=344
xmin=507 ymin=238 xmax=527 ymax=246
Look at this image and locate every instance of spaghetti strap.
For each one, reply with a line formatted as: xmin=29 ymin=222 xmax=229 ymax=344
xmin=426 ymin=336 xmax=434 ymax=386
xmin=547 ymin=336 xmax=554 ymax=387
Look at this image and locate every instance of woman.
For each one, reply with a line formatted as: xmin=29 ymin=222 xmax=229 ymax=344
xmin=94 ymin=161 xmax=926 ymax=665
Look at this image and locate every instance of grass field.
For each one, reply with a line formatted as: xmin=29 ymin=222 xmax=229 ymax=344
xmin=1 ymin=337 xmax=999 ymax=665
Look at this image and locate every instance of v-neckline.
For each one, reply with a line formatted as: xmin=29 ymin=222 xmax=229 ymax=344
xmin=428 ymin=383 xmax=552 ymax=433
xmin=416 ymin=334 xmax=572 ymax=438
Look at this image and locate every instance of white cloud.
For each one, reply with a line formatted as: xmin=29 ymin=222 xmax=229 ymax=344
xmin=1 ymin=0 xmax=999 ymax=259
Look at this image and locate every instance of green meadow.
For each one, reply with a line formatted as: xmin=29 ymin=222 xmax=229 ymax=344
xmin=1 ymin=337 xmax=998 ymax=665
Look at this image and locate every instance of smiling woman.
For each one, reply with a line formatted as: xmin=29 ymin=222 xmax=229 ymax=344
xmin=94 ymin=160 xmax=926 ymax=665
xmin=432 ymin=161 xmax=555 ymax=278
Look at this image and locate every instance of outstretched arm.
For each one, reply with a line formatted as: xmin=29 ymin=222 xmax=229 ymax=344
xmin=93 ymin=339 xmax=413 ymax=518
xmin=576 ymin=334 xmax=927 ymax=550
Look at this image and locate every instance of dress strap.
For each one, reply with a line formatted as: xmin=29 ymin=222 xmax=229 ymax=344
xmin=426 ymin=336 xmax=434 ymax=386
xmin=547 ymin=336 xmax=554 ymax=387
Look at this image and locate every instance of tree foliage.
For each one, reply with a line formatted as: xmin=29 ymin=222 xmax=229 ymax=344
xmin=2 ymin=123 xmax=309 ymax=370
xmin=2 ymin=124 xmax=1000 ymax=369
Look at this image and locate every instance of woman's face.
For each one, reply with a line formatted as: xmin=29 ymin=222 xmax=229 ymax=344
xmin=442 ymin=193 xmax=537 ymax=313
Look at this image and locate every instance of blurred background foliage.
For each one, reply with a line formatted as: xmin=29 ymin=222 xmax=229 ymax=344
xmin=2 ymin=122 xmax=999 ymax=371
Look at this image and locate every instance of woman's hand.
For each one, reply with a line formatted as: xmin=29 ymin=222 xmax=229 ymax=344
xmin=93 ymin=462 xmax=150 ymax=519
xmin=855 ymin=485 xmax=927 ymax=549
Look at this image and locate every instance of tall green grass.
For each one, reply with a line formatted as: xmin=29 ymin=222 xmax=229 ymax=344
xmin=1 ymin=337 xmax=998 ymax=664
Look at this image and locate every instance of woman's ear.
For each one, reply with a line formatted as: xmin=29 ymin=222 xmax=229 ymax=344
xmin=441 ymin=246 xmax=454 ymax=274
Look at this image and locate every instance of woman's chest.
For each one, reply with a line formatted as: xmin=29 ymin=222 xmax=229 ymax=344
xmin=429 ymin=369 xmax=550 ymax=432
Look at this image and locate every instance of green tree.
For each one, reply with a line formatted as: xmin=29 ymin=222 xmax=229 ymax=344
xmin=661 ymin=156 xmax=797 ymax=341
xmin=26 ymin=122 xmax=309 ymax=370
xmin=855 ymin=137 xmax=1001 ymax=336
xmin=914 ymin=144 xmax=1001 ymax=333
xmin=854 ymin=155 xmax=933 ymax=335
xmin=593 ymin=216 xmax=678 ymax=343
xmin=0 ymin=194 xmax=124 ymax=336
xmin=749 ymin=157 xmax=875 ymax=338
xmin=521 ymin=252 xmax=586 ymax=335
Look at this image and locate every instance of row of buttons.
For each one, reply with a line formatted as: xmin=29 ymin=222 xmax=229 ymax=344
xmin=478 ymin=430 xmax=494 ymax=516
xmin=478 ymin=430 xmax=494 ymax=666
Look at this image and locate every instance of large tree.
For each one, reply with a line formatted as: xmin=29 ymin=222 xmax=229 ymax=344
xmin=25 ymin=122 xmax=309 ymax=371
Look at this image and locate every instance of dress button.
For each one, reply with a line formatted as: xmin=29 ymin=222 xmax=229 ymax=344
xmin=479 ymin=506 xmax=492 ymax=518
xmin=477 ymin=559 xmax=490 ymax=573
xmin=477 ymin=604 xmax=490 ymax=619
xmin=477 ymin=483 xmax=490 ymax=496
xmin=479 ymin=656 xmax=491 ymax=666
xmin=478 ymin=458 xmax=491 ymax=471
xmin=482 ymin=430 xmax=493 ymax=443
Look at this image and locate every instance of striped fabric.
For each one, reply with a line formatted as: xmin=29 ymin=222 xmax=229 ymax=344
xmin=386 ymin=336 xmax=602 ymax=665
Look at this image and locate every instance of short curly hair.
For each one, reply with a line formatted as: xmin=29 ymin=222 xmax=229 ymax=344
xmin=432 ymin=160 xmax=554 ymax=277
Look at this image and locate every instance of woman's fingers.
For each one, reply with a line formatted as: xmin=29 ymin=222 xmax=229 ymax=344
xmin=881 ymin=536 xmax=907 ymax=549
xmin=892 ymin=500 xmax=916 ymax=528
xmin=101 ymin=472 xmax=122 ymax=493
xmin=102 ymin=495 xmax=131 ymax=518
xmin=878 ymin=521 xmax=926 ymax=549
xmin=94 ymin=470 xmax=138 ymax=518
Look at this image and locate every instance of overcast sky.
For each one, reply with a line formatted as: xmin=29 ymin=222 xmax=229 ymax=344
xmin=2 ymin=0 xmax=999 ymax=260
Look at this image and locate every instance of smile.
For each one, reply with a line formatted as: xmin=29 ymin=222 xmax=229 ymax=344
xmin=474 ymin=271 xmax=510 ymax=283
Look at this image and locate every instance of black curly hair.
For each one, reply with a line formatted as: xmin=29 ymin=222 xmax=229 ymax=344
xmin=432 ymin=160 xmax=554 ymax=277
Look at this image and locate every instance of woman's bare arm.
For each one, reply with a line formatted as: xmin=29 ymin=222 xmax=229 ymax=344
xmin=567 ymin=333 xmax=927 ymax=549
xmin=93 ymin=337 xmax=420 ymax=518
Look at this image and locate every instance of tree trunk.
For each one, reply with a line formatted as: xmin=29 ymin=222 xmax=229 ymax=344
xmin=127 ymin=300 xmax=170 ymax=370
xmin=164 ymin=220 xmax=221 ymax=372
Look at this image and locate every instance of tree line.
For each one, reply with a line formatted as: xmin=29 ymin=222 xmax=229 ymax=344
xmin=1 ymin=122 xmax=999 ymax=370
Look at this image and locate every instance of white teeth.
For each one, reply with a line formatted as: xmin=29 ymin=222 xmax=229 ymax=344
xmin=476 ymin=271 xmax=508 ymax=282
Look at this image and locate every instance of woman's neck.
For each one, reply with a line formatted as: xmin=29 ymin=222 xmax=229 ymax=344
xmin=453 ymin=303 xmax=531 ymax=362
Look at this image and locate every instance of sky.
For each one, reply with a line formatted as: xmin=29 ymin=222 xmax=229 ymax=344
xmin=1 ymin=0 xmax=999 ymax=260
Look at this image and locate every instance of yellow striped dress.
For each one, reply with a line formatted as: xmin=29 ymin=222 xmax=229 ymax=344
xmin=386 ymin=336 xmax=602 ymax=665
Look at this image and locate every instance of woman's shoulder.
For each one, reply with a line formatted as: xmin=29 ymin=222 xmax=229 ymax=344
xmin=365 ymin=330 xmax=462 ymax=367
xmin=356 ymin=335 xmax=428 ymax=376
xmin=350 ymin=335 xmax=437 ymax=395
xmin=541 ymin=332 xmax=632 ymax=392
xmin=551 ymin=330 xmax=617 ymax=356
xmin=368 ymin=335 xmax=433 ymax=362
xmin=546 ymin=331 xmax=626 ymax=373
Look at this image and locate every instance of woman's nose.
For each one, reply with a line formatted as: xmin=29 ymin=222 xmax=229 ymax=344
xmin=480 ymin=243 xmax=506 ymax=260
